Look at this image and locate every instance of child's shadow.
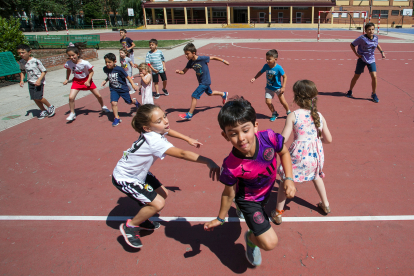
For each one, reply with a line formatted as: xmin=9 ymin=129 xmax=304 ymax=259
xmin=318 ymin=91 xmax=372 ymax=101
xmin=163 ymin=208 xmax=253 ymax=273
xmin=256 ymin=113 xmax=287 ymax=120
xmin=25 ymin=109 xmax=41 ymax=118
xmin=164 ymin=105 xmax=221 ymax=122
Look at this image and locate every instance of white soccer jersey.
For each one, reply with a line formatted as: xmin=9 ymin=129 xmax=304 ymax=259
xmin=112 ymin=131 xmax=173 ymax=183
xmin=64 ymin=59 xmax=93 ymax=79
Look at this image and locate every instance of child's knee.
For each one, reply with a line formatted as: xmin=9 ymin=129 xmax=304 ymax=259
xmin=265 ymin=99 xmax=272 ymax=105
xmin=151 ymin=196 xmax=165 ymax=212
xmin=262 ymin=236 xmax=278 ymax=251
xmin=68 ymin=96 xmax=76 ymax=102
xmin=111 ymin=101 xmax=118 ymax=106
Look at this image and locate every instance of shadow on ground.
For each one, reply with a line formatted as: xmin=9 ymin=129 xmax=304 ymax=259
xmin=318 ymin=91 xmax=372 ymax=101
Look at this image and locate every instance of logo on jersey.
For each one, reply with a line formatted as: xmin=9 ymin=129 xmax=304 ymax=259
xmin=144 ymin=184 xmax=153 ymax=192
xmin=253 ymin=211 xmax=265 ymax=224
xmin=263 ymin=148 xmax=274 ymax=161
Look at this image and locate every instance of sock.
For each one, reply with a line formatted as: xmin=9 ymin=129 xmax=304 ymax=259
xmin=126 ymin=219 xmax=138 ymax=228
xmin=188 ymin=112 xmax=193 ymax=116
xmin=246 ymin=231 xmax=256 ymax=248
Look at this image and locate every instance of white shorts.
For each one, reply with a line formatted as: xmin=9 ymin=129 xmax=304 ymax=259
xmin=265 ymin=87 xmax=281 ymax=99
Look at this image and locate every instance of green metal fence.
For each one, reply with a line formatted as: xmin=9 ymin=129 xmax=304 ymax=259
xmin=0 ymin=51 xmax=21 ymax=80
xmin=23 ymin=35 xmax=100 ymax=49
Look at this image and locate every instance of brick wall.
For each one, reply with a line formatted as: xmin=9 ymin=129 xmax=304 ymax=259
xmin=31 ymin=49 xmax=98 ymax=71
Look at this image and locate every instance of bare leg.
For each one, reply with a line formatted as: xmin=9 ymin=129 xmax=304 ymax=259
xmin=248 ymin=228 xmax=278 ymax=251
xmin=312 ymin=178 xmax=329 ymax=207
xmin=128 ymin=194 xmax=165 ymax=227
xmin=34 ymin=98 xmax=50 ymax=111
xmin=154 ymin=82 xmax=159 ymax=94
xmin=188 ymin=97 xmax=198 ymax=114
xmin=155 ymin=186 xmax=168 ymax=200
xmin=265 ymin=98 xmax=275 ymax=113
xmin=277 ymin=94 xmax=290 ymax=112
xmin=276 ymin=180 xmax=287 ymax=211
xmin=162 ymin=80 xmax=167 ymax=90
xmin=370 ymin=71 xmax=377 ymax=94
xmin=349 ymin=74 xmax=361 ymax=91
xmin=68 ymin=89 xmax=80 ymax=113
xmin=210 ymin=90 xmax=225 ymax=97
xmin=112 ymin=101 xmax=119 ymax=118
xmin=90 ymin=88 xmax=104 ymax=107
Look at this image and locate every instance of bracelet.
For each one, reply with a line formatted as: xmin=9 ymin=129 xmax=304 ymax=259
xmin=216 ymin=216 xmax=225 ymax=225
xmin=222 ymin=60 xmax=225 ymax=63
xmin=284 ymin=177 xmax=294 ymax=182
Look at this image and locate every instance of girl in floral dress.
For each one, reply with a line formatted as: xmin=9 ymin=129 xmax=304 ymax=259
xmin=273 ymin=80 xmax=332 ymax=225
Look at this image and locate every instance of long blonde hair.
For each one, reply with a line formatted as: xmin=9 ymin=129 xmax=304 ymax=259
xmin=138 ymin=62 xmax=151 ymax=74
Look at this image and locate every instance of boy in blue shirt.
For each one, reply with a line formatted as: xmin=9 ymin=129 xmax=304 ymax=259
xmin=251 ymin=49 xmax=290 ymax=121
xmin=175 ymin=43 xmax=229 ymax=120
xmin=102 ymin=53 xmax=140 ymax=127
xmin=146 ymin=38 xmax=168 ymax=99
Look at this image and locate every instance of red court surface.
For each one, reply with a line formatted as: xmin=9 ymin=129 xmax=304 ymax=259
xmin=1 ymin=38 xmax=413 ymax=274
xmin=100 ymin=29 xmax=398 ymax=41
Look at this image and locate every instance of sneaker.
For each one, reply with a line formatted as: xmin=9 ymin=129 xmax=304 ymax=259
xmin=346 ymin=90 xmax=353 ymax=98
xmin=129 ymin=90 xmax=135 ymax=95
xmin=270 ymin=112 xmax=278 ymax=122
xmin=222 ymin=91 xmax=229 ymax=104
xmin=119 ymin=220 xmax=143 ymax=248
xmin=66 ymin=112 xmax=76 ymax=121
xmin=38 ymin=110 xmax=48 ymax=120
xmin=286 ymin=110 xmax=291 ymax=115
xmin=154 ymin=93 xmax=160 ymax=99
xmin=47 ymin=105 xmax=55 ymax=117
xmin=139 ymin=219 xmax=161 ymax=230
xmin=112 ymin=117 xmax=121 ymax=127
xmin=102 ymin=106 xmax=110 ymax=113
xmin=133 ymin=98 xmax=140 ymax=109
xmin=244 ymin=230 xmax=262 ymax=266
xmin=371 ymin=93 xmax=379 ymax=103
xmin=179 ymin=112 xmax=193 ymax=120
xmin=162 ymin=89 xmax=169 ymax=96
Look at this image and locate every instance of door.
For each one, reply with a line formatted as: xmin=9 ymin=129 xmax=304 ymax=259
xmin=278 ymin=12 xmax=284 ymax=23
xmin=296 ymin=12 xmax=302 ymax=23
xmin=259 ymin=12 xmax=265 ymax=23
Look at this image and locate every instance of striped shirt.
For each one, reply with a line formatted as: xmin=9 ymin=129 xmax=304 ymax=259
xmin=145 ymin=50 xmax=165 ymax=73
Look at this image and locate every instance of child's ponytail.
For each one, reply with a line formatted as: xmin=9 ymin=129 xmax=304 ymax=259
xmin=293 ymin=80 xmax=321 ymax=137
xmin=66 ymin=42 xmax=85 ymax=57
xmin=131 ymin=104 xmax=160 ymax=133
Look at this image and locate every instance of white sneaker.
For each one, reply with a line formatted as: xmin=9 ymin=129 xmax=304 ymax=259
xmin=102 ymin=106 xmax=110 ymax=113
xmin=129 ymin=90 xmax=135 ymax=95
xmin=66 ymin=112 xmax=76 ymax=121
xmin=38 ymin=110 xmax=48 ymax=120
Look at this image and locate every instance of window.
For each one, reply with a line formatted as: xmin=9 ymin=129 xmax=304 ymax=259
xmin=273 ymin=7 xmax=289 ymax=10
xmin=373 ymin=10 xmax=388 ymax=18
xmin=212 ymin=11 xmax=226 ymax=17
xmin=391 ymin=10 xmax=400 ymax=16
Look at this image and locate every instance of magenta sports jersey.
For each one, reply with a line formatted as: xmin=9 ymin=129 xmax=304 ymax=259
xmin=220 ymin=129 xmax=284 ymax=202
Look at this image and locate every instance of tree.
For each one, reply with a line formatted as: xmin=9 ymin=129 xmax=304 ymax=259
xmin=119 ymin=0 xmax=143 ymax=25
xmin=83 ymin=0 xmax=106 ymax=26
xmin=103 ymin=0 xmax=122 ymax=26
xmin=64 ymin=0 xmax=83 ymax=26
xmin=0 ymin=16 xmax=28 ymax=60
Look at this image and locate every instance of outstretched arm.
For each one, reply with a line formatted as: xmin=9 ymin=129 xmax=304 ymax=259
xmin=175 ymin=68 xmax=189 ymax=75
xmin=278 ymin=145 xmax=296 ymax=198
xmin=377 ymin=44 xmax=386 ymax=58
xmin=126 ymin=76 xmax=139 ymax=91
xmin=251 ymin=71 xmax=263 ymax=83
xmin=167 ymin=129 xmax=203 ymax=148
xmin=210 ymin=56 xmax=229 ymax=65
xmin=204 ymin=185 xmax=235 ymax=231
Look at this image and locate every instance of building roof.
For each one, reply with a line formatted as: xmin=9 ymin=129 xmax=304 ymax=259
xmin=142 ymin=0 xmax=335 ymax=8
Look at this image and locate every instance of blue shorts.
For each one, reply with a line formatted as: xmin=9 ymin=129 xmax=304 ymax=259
xmin=110 ymin=89 xmax=132 ymax=104
xmin=355 ymin=58 xmax=376 ymax=74
xmin=192 ymin=84 xmax=212 ymax=100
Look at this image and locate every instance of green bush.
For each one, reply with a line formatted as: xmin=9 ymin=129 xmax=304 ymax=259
xmin=0 ymin=17 xmax=28 ymax=60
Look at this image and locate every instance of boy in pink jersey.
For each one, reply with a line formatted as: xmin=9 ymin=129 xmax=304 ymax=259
xmin=204 ymin=97 xmax=296 ymax=266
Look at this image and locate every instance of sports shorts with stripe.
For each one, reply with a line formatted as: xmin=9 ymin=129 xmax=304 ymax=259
xmin=112 ymin=172 xmax=162 ymax=206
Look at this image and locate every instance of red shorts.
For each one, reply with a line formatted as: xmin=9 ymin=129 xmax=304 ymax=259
xmin=71 ymin=77 xmax=97 ymax=90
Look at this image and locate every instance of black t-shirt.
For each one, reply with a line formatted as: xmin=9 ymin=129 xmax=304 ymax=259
xmin=120 ymin=37 xmax=134 ymax=53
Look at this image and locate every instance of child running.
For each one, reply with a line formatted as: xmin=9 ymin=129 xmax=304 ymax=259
xmin=175 ymin=43 xmax=229 ymax=120
xmin=101 ymin=53 xmax=140 ymax=127
xmin=113 ymin=104 xmax=220 ymax=248
xmin=275 ymin=80 xmax=332 ymax=225
xmin=119 ymin=48 xmax=137 ymax=94
xmin=346 ymin=22 xmax=386 ymax=103
xmin=137 ymin=63 xmax=154 ymax=105
xmin=119 ymin=29 xmax=135 ymax=64
xmin=17 ymin=44 xmax=55 ymax=119
xmin=63 ymin=43 xmax=110 ymax=121
xmin=204 ymin=97 xmax=296 ymax=266
xmin=146 ymin=38 xmax=168 ymax=99
xmin=251 ymin=49 xmax=290 ymax=121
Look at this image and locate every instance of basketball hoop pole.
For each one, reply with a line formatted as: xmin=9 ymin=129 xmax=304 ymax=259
xmin=377 ymin=14 xmax=380 ymax=35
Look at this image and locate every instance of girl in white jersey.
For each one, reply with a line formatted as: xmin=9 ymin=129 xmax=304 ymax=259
xmin=113 ymin=104 xmax=220 ymax=248
xmin=63 ymin=43 xmax=110 ymax=121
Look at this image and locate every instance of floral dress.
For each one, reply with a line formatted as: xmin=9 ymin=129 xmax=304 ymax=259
xmin=278 ymin=109 xmax=325 ymax=182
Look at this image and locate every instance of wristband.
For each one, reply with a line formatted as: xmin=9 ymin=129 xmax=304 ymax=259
xmin=284 ymin=177 xmax=294 ymax=182
xmin=380 ymin=51 xmax=384 ymax=53
xmin=222 ymin=60 xmax=225 ymax=63
xmin=216 ymin=217 xmax=225 ymax=225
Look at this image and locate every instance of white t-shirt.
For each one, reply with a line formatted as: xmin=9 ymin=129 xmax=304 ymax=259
xmin=19 ymin=58 xmax=47 ymax=84
xmin=112 ymin=131 xmax=174 ymax=183
xmin=64 ymin=59 xmax=93 ymax=79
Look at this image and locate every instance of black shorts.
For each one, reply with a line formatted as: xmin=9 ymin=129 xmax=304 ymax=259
xmin=28 ymin=83 xmax=44 ymax=100
xmin=112 ymin=172 xmax=162 ymax=206
xmin=235 ymin=198 xmax=271 ymax=236
xmin=152 ymin=72 xmax=167 ymax=83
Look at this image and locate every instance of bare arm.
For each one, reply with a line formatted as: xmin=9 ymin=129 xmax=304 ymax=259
xmin=210 ymin=56 xmax=229 ymax=65
xmin=84 ymin=69 xmax=93 ymax=86
xmin=280 ymin=73 xmax=287 ymax=94
xmin=167 ymin=128 xmax=202 ymax=148
xmin=162 ymin=61 xmax=166 ymax=71
xmin=281 ymin=111 xmax=295 ymax=142
xmin=19 ymin=72 xmax=25 ymax=87
xmin=34 ymin=71 xmax=46 ymax=86
xmin=126 ymin=76 xmax=139 ymax=90
xmin=320 ymin=116 xmax=332 ymax=144
xmin=251 ymin=71 xmax=263 ymax=82
xmin=377 ymin=44 xmax=386 ymax=58
xmin=204 ymin=185 xmax=236 ymax=231
xmin=175 ymin=67 xmax=189 ymax=75
xmin=278 ymin=145 xmax=296 ymax=198
xmin=63 ymin=68 xmax=71 ymax=85
xmin=140 ymin=74 xmax=151 ymax=85
xmin=350 ymin=44 xmax=362 ymax=58
xmin=128 ymin=42 xmax=135 ymax=51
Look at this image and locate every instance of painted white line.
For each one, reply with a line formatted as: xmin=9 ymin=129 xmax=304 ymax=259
xmin=0 ymin=215 xmax=414 ymax=222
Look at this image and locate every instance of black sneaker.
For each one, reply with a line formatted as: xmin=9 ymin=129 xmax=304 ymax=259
xmin=119 ymin=220 xmax=143 ymax=248
xmin=139 ymin=219 xmax=161 ymax=230
xmin=162 ymin=89 xmax=169 ymax=96
xmin=154 ymin=93 xmax=161 ymax=99
xmin=38 ymin=110 xmax=48 ymax=120
xmin=47 ymin=105 xmax=55 ymax=117
xmin=346 ymin=90 xmax=353 ymax=98
xmin=371 ymin=93 xmax=379 ymax=103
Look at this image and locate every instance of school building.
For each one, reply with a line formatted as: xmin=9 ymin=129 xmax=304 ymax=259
xmin=141 ymin=0 xmax=413 ymax=29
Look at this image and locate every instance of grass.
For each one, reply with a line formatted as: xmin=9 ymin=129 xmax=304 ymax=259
xmin=99 ymin=40 xmax=190 ymax=48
